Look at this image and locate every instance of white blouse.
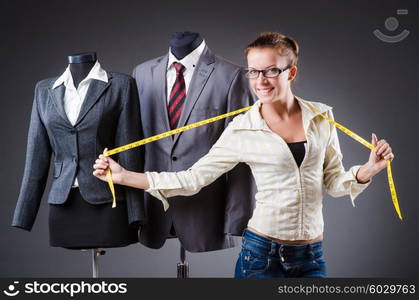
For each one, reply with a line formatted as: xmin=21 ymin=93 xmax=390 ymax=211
xmin=145 ymin=96 xmax=371 ymax=241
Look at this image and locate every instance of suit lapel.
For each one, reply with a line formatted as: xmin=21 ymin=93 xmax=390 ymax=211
xmin=152 ymin=54 xmax=171 ymax=133
xmin=173 ymin=47 xmax=215 ymax=145
xmin=74 ymin=73 xmax=112 ymax=126
xmin=49 ymin=84 xmax=73 ymax=127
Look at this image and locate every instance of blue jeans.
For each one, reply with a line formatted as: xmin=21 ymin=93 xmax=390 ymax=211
xmin=234 ymin=229 xmax=327 ymax=278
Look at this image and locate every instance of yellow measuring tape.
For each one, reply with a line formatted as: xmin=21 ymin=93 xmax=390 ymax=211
xmin=305 ymin=103 xmax=402 ymax=220
xmin=103 ymin=106 xmax=252 ymax=208
xmin=103 ymin=103 xmax=402 ymax=220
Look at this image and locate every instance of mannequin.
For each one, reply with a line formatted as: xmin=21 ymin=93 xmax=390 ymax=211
xmin=47 ymin=52 xmax=139 ymax=251
xmin=13 ymin=52 xmax=144 ymax=276
xmin=132 ymin=31 xmax=256 ymax=277
xmin=169 ymin=32 xmax=204 ymax=60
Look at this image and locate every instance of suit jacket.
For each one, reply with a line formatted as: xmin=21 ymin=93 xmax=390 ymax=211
xmin=132 ymin=46 xmax=256 ymax=252
xmin=12 ymin=72 xmax=145 ymax=231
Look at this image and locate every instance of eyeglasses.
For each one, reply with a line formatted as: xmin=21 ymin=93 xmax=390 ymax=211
xmin=244 ymin=66 xmax=291 ymax=79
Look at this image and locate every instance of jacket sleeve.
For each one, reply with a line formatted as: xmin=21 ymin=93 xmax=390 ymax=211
xmin=12 ymin=83 xmax=52 ymax=231
xmin=322 ymin=109 xmax=371 ymax=207
xmin=145 ymin=119 xmax=242 ymax=211
xmin=114 ymin=77 xmax=146 ymax=227
xmin=223 ymin=68 xmax=255 ymax=126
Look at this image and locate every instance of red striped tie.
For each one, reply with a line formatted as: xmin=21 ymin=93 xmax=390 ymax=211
xmin=168 ymin=62 xmax=186 ymax=129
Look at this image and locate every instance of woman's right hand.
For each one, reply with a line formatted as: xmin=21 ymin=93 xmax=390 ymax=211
xmin=93 ymin=150 xmax=125 ymax=184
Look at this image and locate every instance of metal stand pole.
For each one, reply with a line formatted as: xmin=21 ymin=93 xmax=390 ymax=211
xmin=177 ymin=246 xmax=189 ymax=278
xmin=92 ymin=248 xmax=106 ymax=278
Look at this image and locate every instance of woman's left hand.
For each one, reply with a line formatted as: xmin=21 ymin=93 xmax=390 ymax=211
xmin=356 ymin=133 xmax=394 ymax=183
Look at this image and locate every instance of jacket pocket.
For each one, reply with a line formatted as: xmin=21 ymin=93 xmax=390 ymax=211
xmin=53 ymin=162 xmax=63 ymax=178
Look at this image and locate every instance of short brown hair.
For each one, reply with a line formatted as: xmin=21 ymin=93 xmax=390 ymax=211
xmin=245 ymin=32 xmax=300 ymax=66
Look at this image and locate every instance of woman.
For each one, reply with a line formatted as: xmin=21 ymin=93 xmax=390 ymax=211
xmin=93 ymin=32 xmax=394 ymax=277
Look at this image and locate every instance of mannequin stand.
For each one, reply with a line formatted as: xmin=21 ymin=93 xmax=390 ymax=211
xmin=91 ymin=248 xmax=106 ymax=278
xmin=177 ymin=246 xmax=189 ymax=278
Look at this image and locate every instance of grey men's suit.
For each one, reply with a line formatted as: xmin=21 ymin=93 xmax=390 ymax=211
xmin=12 ymin=72 xmax=145 ymax=231
xmin=132 ymin=46 xmax=256 ymax=252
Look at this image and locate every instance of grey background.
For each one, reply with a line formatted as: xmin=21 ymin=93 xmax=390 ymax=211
xmin=0 ymin=0 xmax=418 ymax=277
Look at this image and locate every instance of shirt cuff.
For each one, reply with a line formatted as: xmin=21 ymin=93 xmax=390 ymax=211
xmin=349 ymin=165 xmax=372 ymax=207
xmin=145 ymin=172 xmax=170 ymax=211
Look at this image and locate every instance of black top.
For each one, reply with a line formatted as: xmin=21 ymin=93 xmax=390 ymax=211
xmin=287 ymin=141 xmax=307 ymax=167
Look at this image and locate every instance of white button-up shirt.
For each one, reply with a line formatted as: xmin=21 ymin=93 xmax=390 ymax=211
xmin=166 ymin=40 xmax=206 ymax=103
xmin=146 ymin=96 xmax=371 ymax=241
xmin=52 ymin=60 xmax=108 ymax=187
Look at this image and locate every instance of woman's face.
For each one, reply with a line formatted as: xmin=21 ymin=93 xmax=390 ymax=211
xmin=246 ymin=47 xmax=296 ymax=104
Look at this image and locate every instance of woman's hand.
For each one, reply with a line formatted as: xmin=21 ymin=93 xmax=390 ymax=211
xmin=356 ymin=133 xmax=395 ymax=183
xmin=93 ymin=149 xmax=125 ymax=184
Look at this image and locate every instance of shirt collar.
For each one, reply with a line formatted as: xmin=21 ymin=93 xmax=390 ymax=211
xmin=167 ymin=40 xmax=206 ymax=72
xmin=52 ymin=60 xmax=108 ymax=89
xmin=235 ymin=96 xmax=332 ymax=131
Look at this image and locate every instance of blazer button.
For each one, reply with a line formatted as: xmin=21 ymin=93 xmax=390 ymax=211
xmin=70 ymin=129 xmax=76 ymax=134
xmin=172 ymin=156 xmax=177 ymax=161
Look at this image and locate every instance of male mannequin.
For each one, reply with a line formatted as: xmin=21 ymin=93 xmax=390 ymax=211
xmin=132 ymin=32 xmax=256 ymax=254
xmin=169 ymin=32 xmax=203 ymax=59
xmin=12 ymin=52 xmax=145 ymax=250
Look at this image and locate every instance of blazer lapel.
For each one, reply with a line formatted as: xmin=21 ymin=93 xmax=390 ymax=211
xmin=74 ymin=73 xmax=112 ymax=126
xmin=152 ymin=54 xmax=171 ymax=133
xmin=48 ymin=84 xmax=73 ymax=127
xmin=173 ymin=47 xmax=215 ymax=145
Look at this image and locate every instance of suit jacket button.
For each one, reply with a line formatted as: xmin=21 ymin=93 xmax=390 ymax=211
xmin=70 ymin=129 xmax=76 ymax=134
xmin=172 ymin=156 xmax=177 ymax=161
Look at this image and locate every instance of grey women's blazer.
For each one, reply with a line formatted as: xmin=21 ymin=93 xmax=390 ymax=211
xmin=132 ymin=46 xmax=256 ymax=252
xmin=12 ymin=72 xmax=145 ymax=231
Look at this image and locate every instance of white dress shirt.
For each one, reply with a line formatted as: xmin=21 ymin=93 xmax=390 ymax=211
xmin=166 ymin=40 xmax=206 ymax=103
xmin=145 ymin=96 xmax=371 ymax=241
xmin=52 ymin=60 xmax=108 ymax=187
